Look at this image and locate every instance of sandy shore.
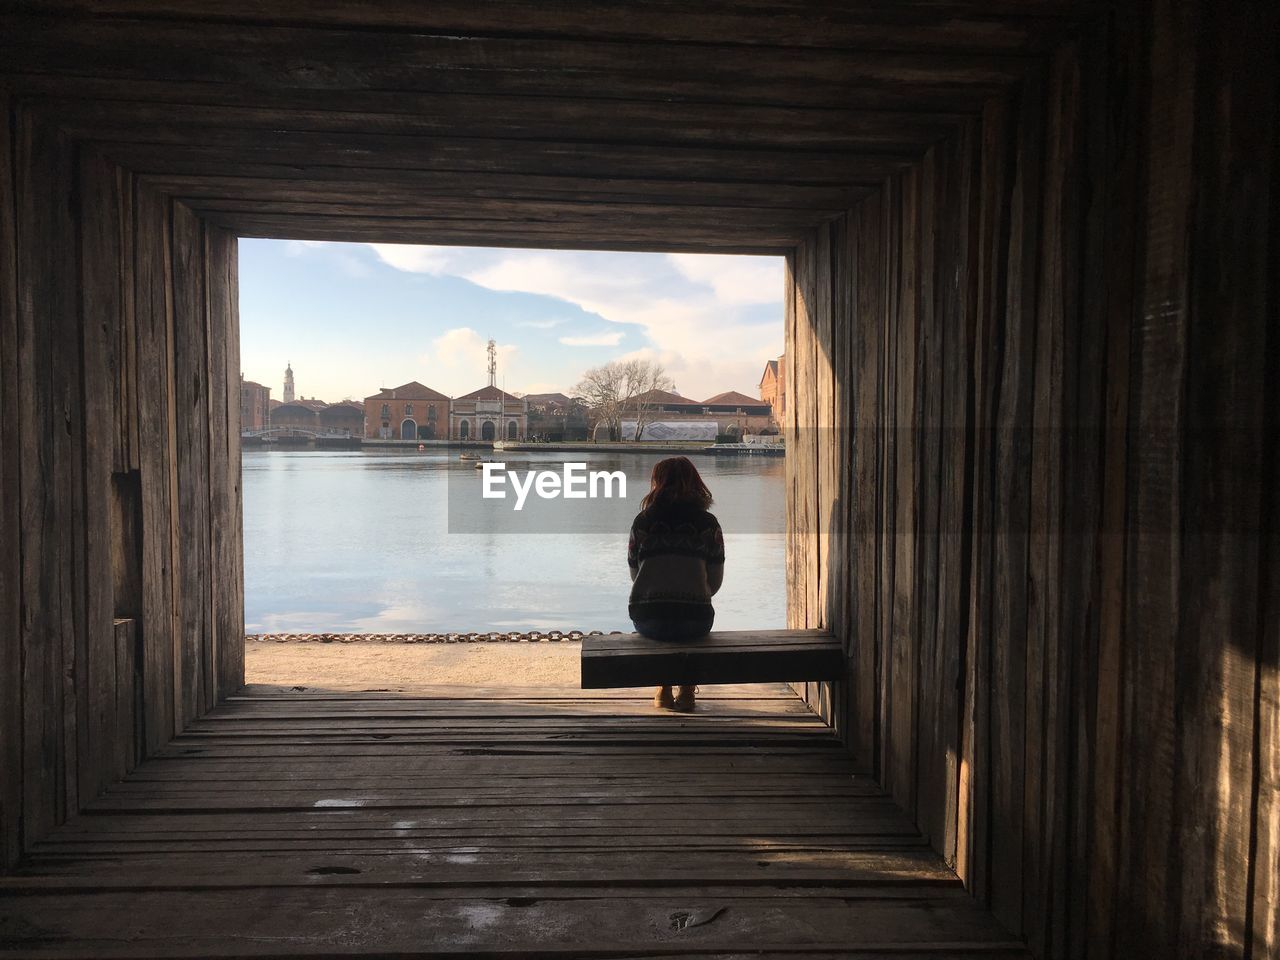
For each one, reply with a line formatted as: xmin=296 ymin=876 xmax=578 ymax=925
xmin=245 ymin=639 xmax=582 ymax=690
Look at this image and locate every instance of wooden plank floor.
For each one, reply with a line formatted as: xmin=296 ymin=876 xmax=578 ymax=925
xmin=0 ymin=684 xmax=1026 ymax=958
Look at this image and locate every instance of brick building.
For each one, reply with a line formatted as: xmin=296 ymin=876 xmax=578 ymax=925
xmin=270 ymin=397 xmax=327 ymax=434
xmin=364 ymin=382 xmax=450 ymax=440
xmin=317 ymin=400 xmax=364 ymax=437
xmin=612 ymin=388 xmax=775 ymax=438
xmin=701 ymin=390 xmax=775 ymax=436
xmin=758 ymin=356 xmax=785 ymax=427
xmin=239 ymin=376 xmax=271 ymax=431
xmin=525 ymin=392 xmax=590 ymax=441
xmin=451 ymin=385 xmax=527 ymax=441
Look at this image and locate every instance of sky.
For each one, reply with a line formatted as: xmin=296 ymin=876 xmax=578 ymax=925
xmin=238 ymin=239 xmax=784 ymax=403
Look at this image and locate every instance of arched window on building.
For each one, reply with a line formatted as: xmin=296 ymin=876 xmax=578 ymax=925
xmin=481 ymin=420 xmax=496 ymax=441
xmin=459 ymin=420 xmax=470 ymax=440
xmin=380 ymin=403 xmax=389 ymax=418
xmin=400 ymin=418 xmax=416 ymax=440
xmin=427 ymin=405 xmax=437 ymax=421
xmin=405 ymin=403 xmax=413 ymax=415
xmin=506 ymin=420 xmax=518 ymax=440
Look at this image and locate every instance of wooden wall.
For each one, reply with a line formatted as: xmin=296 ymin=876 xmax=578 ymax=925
xmin=0 ymin=99 xmax=244 ymax=870
xmin=785 ymin=2 xmax=1279 ymax=957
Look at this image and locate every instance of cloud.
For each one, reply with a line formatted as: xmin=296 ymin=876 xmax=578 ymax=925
xmin=613 ymin=344 xmax=773 ymax=404
xmin=559 ymin=331 xmax=624 ymax=347
xmin=357 ymin=242 xmax=784 ymax=397
xmin=431 ymin=327 xmax=518 ymax=378
xmin=368 ymin=243 xmax=457 ymax=275
xmin=283 ymin=239 xmax=328 ymax=257
xmin=666 ymin=253 xmax=782 ymax=305
xmin=280 ymin=239 xmax=371 ymax=278
xmin=459 ymin=250 xmax=783 ymax=397
xmin=333 ymin=251 xmax=372 ymax=278
xmin=520 ymin=381 xmax=568 ymax=395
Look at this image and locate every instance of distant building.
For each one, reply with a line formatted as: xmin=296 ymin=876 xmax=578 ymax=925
xmin=451 ymin=386 xmax=528 ymax=441
xmin=701 ymin=390 xmax=774 ymax=436
xmin=363 ymin=382 xmax=450 ymax=440
xmin=759 ymin=356 xmax=785 ymax=426
xmin=271 ymin=398 xmax=325 ymax=434
xmin=616 ymin=388 xmax=774 ymax=438
xmin=240 ymin=376 xmax=271 ymax=431
xmin=615 ymin=420 xmax=718 ymax=442
xmin=629 ymin=388 xmax=692 ymax=413
xmin=451 ymin=338 xmax=528 ymax=441
xmin=283 ymin=362 xmax=295 ymax=403
xmin=525 ymin=392 xmax=590 ymax=441
xmin=317 ymin=400 xmax=364 ymax=437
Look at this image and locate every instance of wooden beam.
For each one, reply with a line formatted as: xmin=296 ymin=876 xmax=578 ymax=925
xmin=215 ymin=215 xmax=800 ymax=254
xmin=42 ymin=94 xmax=967 ymax=154
xmin=93 ymin=137 xmax=913 ymax=190
xmin=0 ymin=89 xmax=22 ymax=871
xmin=143 ymin=172 xmax=872 ymax=215
xmin=1 ymin=0 xmax=1082 ymax=52
xmin=0 ymin=15 xmax=1034 ymax=113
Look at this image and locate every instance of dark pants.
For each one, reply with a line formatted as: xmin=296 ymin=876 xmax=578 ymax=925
xmin=632 ymin=612 xmax=714 ymax=642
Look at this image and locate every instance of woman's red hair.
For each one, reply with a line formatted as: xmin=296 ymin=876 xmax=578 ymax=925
xmin=640 ymin=456 xmax=713 ymax=511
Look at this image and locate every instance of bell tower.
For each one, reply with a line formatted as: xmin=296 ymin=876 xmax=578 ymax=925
xmin=283 ymin=362 xmax=295 ymax=403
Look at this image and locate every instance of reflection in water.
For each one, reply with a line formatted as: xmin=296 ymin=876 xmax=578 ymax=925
xmin=243 ymin=449 xmax=785 ymax=634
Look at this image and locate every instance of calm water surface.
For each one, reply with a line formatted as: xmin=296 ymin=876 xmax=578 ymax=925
xmin=243 ymin=449 xmax=785 ymax=634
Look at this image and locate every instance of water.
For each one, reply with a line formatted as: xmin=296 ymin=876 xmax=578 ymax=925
xmin=242 ymin=449 xmax=786 ymax=634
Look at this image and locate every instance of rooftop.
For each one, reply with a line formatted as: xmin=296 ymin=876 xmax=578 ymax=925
xmin=632 ymin=388 xmax=695 ymax=406
xmin=455 ymin=385 xmax=524 ymax=403
xmin=366 ymin=381 xmax=450 ymax=403
xmin=702 ymin=390 xmax=765 ymax=406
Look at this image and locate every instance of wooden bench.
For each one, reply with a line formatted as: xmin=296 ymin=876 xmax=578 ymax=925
xmin=580 ymin=629 xmax=844 ymax=688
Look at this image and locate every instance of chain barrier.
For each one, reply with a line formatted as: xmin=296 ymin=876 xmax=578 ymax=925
xmin=245 ymin=630 xmax=620 ymax=644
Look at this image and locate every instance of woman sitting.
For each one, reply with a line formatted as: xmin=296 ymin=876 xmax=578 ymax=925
xmin=626 ymin=456 xmax=724 ymax=712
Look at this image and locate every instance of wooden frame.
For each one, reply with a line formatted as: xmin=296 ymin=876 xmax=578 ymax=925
xmin=0 ymin=3 xmax=1276 ymax=957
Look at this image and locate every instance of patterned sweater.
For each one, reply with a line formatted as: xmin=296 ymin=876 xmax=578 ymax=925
xmin=626 ymin=503 xmax=725 ymax=622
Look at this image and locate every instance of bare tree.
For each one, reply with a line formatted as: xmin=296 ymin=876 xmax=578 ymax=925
xmin=574 ymin=362 xmax=626 ymax=440
xmin=623 ymin=359 xmax=675 ymax=440
xmin=574 ymin=358 xmax=673 ymax=441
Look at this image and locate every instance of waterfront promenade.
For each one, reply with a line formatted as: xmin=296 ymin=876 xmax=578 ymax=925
xmin=242 ymin=437 xmax=782 ymax=455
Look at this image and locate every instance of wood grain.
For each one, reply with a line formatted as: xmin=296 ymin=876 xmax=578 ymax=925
xmin=1 ymin=7 xmax=1276 ymax=960
xmin=581 ymin=632 xmax=843 ymax=688
xmin=0 ymin=687 xmax=1028 ymax=958
xmin=0 ymin=88 xmax=22 ymax=871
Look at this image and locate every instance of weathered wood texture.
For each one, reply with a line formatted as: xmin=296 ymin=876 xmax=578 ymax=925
xmin=0 ymin=2 xmax=1082 ymax=254
xmin=0 ymin=104 xmax=244 ymax=870
xmin=581 ymin=630 xmax=844 ymax=688
xmin=0 ymin=686 xmax=1029 ymax=958
xmin=0 ymin=4 xmax=1276 ymax=959
xmin=784 ymin=3 xmax=1279 ymax=958
xmin=0 ymin=90 xmax=23 ymax=873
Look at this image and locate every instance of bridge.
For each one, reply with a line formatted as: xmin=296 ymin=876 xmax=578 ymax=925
xmin=241 ymin=427 xmax=357 ymax=440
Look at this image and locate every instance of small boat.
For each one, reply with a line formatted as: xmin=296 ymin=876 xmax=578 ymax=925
xmin=459 ymin=452 xmax=482 ymax=461
xmin=706 ymin=440 xmax=786 ymax=456
xmin=473 ymin=458 xmax=493 ymax=470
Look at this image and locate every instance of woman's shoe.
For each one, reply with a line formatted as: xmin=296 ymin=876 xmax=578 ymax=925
xmin=673 ymin=685 xmax=697 ymax=712
xmin=654 ymin=685 xmax=675 ymax=709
